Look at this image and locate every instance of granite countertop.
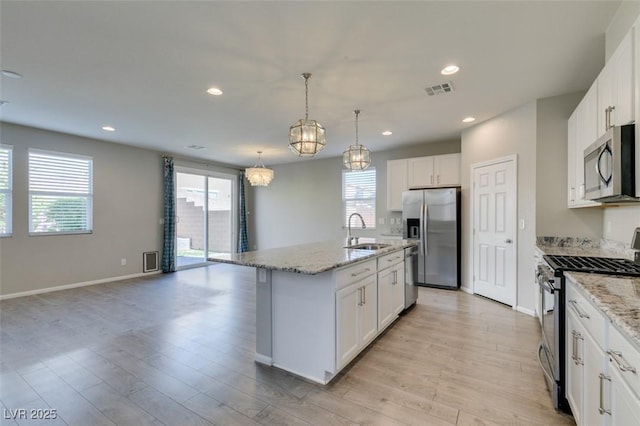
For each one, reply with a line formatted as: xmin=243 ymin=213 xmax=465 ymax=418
xmin=208 ymin=238 xmax=417 ymax=275
xmin=565 ymin=271 xmax=640 ymax=348
xmin=536 ymin=237 xmax=640 ymax=348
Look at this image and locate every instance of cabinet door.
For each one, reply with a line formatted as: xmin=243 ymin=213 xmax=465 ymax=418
xmin=434 ymin=153 xmax=461 ymax=186
xmin=392 ymin=262 xmax=405 ymax=317
xmin=387 ymin=159 xmax=408 ymax=211
xmin=336 ymin=284 xmax=359 ymax=369
xmin=574 ymin=85 xmax=600 ymax=207
xmin=614 ymin=30 xmax=634 ymax=126
xmin=610 ymin=366 xmax=640 ymax=426
xmin=566 ymin=310 xmax=584 ymax=425
xmin=408 ymin=157 xmax=434 ymax=188
xmin=567 ymin=110 xmax=578 ymax=207
xmin=359 ymin=276 xmax=378 ymax=347
xmin=597 ymin=61 xmax=614 ymax=138
xmin=583 ymin=329 xmax=607 ymax=426
xmin=377 ymin=267 xmax=394 ymax=331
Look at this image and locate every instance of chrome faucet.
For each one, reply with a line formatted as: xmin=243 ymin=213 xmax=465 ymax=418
xmin=346 ymin=213 xmax=366 ymax=246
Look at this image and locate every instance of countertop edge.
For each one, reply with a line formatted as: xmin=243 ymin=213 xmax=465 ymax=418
xmin=209 ymin=239 xmax=417 ymax=275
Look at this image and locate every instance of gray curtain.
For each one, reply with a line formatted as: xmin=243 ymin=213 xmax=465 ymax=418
xmin=161 ymin=156 xmax=176 ymax=272
xmin=238 ymin=172 xmax=249 ymax=253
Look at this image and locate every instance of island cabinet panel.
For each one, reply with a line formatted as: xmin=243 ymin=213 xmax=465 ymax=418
xmin=271 ymin=271 xmax=337 ymax=384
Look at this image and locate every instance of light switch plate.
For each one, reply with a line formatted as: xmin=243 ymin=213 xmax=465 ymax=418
xmin=379 ymin=217 xmax=385 ymax=225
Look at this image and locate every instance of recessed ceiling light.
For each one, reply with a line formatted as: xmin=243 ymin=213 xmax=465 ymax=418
xmin=462 ymin=117 xmax=476 ymax=123
xmin=185 ymin=145 xmax=206 ymax=150
xmin=206 ymin=87 xmax=223 ymax=96
xmin=102 ymin=126 xmax=116 ymax=132
xmin=441 ymin=65 xmax=459 ymax=75
xmin=1 ymin=70 xmax=22 ymax=79
xmin=382 ymin=131 xmax=393 ymax=136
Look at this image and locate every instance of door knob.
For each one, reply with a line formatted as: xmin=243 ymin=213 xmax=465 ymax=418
xmin=505 ymin=239 xmax=513 ymax=244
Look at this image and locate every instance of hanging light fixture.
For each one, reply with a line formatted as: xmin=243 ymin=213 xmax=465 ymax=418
xmin=289 ymin=72 xmax=326 ymax=157
xmin=343 ymin=109 xmax=371 ymax=170
xmin=245 ymin=151 xmax=274 ymax=187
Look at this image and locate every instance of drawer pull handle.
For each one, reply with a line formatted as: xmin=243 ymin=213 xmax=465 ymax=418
xmin=568 ymin=299 xmax=590 ymax=319
xmin=598 ymin=373 xmax=611 ymax=415
xmin=607 ymin=350 xmax=637 ymax=374
xmin=351 ymin=268 xmax=371 ymax=277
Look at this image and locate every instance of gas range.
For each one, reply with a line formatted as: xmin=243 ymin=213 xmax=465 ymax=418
xmin=543 ymin=255 xmax=640 ymax=277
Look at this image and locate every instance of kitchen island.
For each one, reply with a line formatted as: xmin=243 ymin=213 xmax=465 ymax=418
xmin=209 ymin=238 xmax=417 ymax=384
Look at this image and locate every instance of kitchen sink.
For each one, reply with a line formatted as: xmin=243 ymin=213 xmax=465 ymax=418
xmin=346 ymin=243 xmax=391 ymax=250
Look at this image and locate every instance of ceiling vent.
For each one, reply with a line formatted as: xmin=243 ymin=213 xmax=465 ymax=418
xmin=185 ymin=145 xmax=206 ymax=150
xmin=425 ymin=81 xmax=454 ymax=96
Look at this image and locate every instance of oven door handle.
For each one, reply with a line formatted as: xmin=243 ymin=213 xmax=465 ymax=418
xmin=537 ymin=342 xmax=555 ymax=385
xmin=537 ymin=278 xmax=555 ymax=294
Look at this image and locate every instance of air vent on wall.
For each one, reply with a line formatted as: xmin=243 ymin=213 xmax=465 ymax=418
xmin=425 ymin=81 xmax=454 ymax=96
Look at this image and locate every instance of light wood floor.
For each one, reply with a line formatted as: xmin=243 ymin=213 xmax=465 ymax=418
xmin=0 ymin=264 xmax=575 ymax=426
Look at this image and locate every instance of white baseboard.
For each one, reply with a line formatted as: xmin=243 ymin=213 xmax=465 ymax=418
xmin=0 ymin=271 xmax=162 ymax=300
xmin=254 ymin=353 xmax=273 ymax=366
xmin=516 ymin=305 xmax=536 ymax=317
xmin=460 ymin=285 xmax=473 ymax=294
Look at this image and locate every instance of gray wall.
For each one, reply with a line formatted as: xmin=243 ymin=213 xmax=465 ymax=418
xmin=535 ymin=93 xmax=603 ymax=238
xmin=461 ymin=100 xmax=538 ymax=312
xmin=461 ymin=93 xmax=605 ymax=313
xmin=0 ymin=123 xmax=164 ymax=296
xmin=252 ymin=140 xmax=461 ymax=250
xmin=605 ymin=1 xmax=640 ymax=61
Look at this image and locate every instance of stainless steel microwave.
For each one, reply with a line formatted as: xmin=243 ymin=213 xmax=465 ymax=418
xmin=584 ymin=124 xmax=636 ymax=202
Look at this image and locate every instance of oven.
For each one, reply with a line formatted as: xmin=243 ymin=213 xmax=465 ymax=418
xmin=536 ymin=263 xmax=568 ymax=412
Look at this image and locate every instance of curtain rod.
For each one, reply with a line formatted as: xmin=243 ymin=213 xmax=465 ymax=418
xmin=162 ymin=153 xmax=242 ymax=173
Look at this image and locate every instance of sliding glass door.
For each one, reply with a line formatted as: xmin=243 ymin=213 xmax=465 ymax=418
xmin=175 ymin=169 xmax=236 ymax=269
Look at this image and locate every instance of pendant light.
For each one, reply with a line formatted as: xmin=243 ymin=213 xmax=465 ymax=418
xmin=343 ymin=109 xmax=371 ymax=170
xmin=289 ymin=73 xmax=326 ymax=157
xmin=245 ymin=151 xmax=274 ymax=187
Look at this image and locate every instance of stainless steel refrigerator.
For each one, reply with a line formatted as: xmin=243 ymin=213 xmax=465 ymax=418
xmin=402 ymin=187 xmax=461 ymax=289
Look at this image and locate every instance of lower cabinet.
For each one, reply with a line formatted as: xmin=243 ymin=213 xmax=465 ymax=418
xmin=566 ymin=278 xmax=640 ymax=426
xmin=377 ymin=259 xmax=405 ymax=331
xmin=336 ymin=273 xmax=378 ymax=370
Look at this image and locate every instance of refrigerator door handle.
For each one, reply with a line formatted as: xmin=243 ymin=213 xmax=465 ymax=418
xmin=421 ymin=201 xmax=428 ymax=255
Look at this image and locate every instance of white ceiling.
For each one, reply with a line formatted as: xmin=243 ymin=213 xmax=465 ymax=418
xmin=0 ymin=1 xmax=621 ymax=167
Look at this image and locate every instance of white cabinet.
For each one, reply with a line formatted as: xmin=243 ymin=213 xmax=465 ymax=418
xmin=566 ymin=278 xmax=640 ymax=426
xmin=377 ymin=251 xmax=405 ymax=331
xmin=569 ymin=84 xmax=601 ymax=208
xmin=567 ymin=110 xmax=578 ymax=207
xmin=597 ymin=30 xmax=635 ymax=137
xmin=387 ymin=154 xmax=461 ymax=210
xmin=408 ymin=154 xmax=460 ymax=188
xmin=336 ymin=274 xmax=377 ymax=370
xmin=387 ymin=159 xmax=408 ymax=211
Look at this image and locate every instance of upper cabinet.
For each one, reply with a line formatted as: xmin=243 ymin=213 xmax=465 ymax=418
xmin=387 ymin=153 xmax=461 ymax=211
xmin=597 ymin=30 xmax=635 ymax=137
xmin=408 ymin=153 xmax=461 ymax=189
xmin=568 ymin=23 xmax=636 ymax=206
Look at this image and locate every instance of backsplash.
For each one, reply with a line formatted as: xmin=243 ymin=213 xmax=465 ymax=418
xmin=537 ymin=236 xmax=636 ymax=260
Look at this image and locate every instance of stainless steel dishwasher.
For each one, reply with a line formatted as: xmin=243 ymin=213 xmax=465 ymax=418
xmin=404 ymin=245 xmax=419 ymax=309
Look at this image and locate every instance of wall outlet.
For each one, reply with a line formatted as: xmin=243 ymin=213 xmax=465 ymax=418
xmin=159 ymin=218 xmax=164 ymax=225
xmin=121 ymin=258 xmax=127 ymax=266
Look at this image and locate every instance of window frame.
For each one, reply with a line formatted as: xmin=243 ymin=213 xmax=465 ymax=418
xmin=0 ymin=144 xmax=13 ymax=237
xmin=28 ymin=148 xmax=94 ymax=236
xmin=342 ymin=167 xmax=376 ymax=230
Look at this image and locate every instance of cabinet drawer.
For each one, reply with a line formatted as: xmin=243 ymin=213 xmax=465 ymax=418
xmin=377 ymin=250 xmax=404 ymax=270
xmin=335 ymin=259 xmax=376 ymax=289
xmin=609 ymin=324 xmax=640 ymax=398
xmin=566 ymin=281 xmax=606 ymax=349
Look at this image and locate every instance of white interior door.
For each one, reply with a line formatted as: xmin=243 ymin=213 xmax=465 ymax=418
xmin=472 ymin=157 xmax=517 ymax=306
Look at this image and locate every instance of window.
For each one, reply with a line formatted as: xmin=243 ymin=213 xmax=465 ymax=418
xmin=342 ymin=168 xmax=376 ymax=229
xmin=29 ymin=149 xmax=93 ymax=235
xmin=0 ymin=145 xmax=12 ymax=236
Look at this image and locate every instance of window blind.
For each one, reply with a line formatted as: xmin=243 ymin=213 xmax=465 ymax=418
xmin=342 ymin=168 xmax=376 ymax=229
xmin=0 ymin=145 xmax=12 ymax=236
xmin=29 ymin=149 xmax=93 ymax=234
